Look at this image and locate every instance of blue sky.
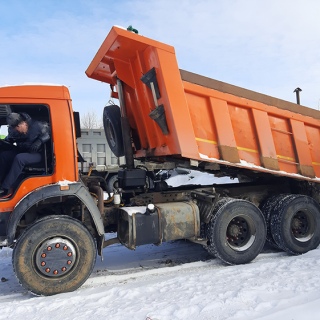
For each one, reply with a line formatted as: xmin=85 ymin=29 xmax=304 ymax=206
xmin=1 ymin=0 xmax=320 ymax=122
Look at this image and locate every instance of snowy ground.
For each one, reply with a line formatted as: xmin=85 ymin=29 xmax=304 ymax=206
xmin=1 ymin=171 xmax=320 ymax=319
xmin=1 ymin=240 xmax=320 ymax=320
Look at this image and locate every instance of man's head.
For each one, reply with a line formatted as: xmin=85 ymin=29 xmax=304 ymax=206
xmin=7 ymin=113 xmax=28 ymax=134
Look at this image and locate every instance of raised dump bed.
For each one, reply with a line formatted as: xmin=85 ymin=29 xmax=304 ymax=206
xmin=86 ymin=26 xmax=320 ymax=182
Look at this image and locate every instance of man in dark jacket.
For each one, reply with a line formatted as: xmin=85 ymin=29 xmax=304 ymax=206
xmin=0 ymin=112 xmax=50 ymax=198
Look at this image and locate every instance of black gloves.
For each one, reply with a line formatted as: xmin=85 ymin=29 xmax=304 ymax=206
xmin=30 ymin=139 xmax=42 ymax=153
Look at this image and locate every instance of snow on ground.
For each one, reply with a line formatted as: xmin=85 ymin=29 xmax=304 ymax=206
xmin=1 ymin=171 xmax=320 ymax=319
xmin=1 ymin=240 xmax=320 ymax=320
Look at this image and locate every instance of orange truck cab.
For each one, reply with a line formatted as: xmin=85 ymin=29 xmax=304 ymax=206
xmin=0 ymin=84 xmax=105 ymax=295
xmin=1 ymin=26 xmax=320 ymax=296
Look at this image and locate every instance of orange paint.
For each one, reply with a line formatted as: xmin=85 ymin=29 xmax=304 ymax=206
xmin=0 ymin=85 xmax=78 ymax=208
xmin=86 ymin=26 xmax=320 ymax=181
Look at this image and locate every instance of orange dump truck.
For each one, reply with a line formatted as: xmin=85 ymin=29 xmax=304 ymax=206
xmin=1 ymin=26 xmax=320 ymax=296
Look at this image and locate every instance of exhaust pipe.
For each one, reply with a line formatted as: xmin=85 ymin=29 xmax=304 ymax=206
xmin=294 ymin=87 xmax=302 ymax=105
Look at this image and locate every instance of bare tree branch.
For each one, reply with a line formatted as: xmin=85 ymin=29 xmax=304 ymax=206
xmin=81 ymin=111 xmax=102 ymax=129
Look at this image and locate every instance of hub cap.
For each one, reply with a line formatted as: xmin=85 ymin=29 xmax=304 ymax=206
xmin=106 ymin=120 xmax=116 ymax=148
xmin=35 ymin=237 xmax=77 ymax=278
xmin=226 ymin=216 xmax=256 ymax=251
xmin=291 ymin=211 xmax=314 ymax=242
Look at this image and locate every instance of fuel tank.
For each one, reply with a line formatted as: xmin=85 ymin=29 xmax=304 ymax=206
xmin=117 ymin=201 xmax=200 ymax=250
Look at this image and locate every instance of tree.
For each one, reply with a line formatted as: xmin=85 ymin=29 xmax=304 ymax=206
xmin=81 ymin=111 xmax=103 ymax=129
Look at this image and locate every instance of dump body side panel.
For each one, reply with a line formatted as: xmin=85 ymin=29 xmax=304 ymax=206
xmin=181 ymin=71 xmax=320 ymax=179
xmin=86 ymin=27 xmax=198 ymax=158
xmin=86 ymin=26 xmax=320 ymax=182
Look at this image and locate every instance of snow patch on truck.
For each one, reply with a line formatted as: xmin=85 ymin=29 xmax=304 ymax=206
xmin=166 ymin=170 xmax=238 ymax=187
xmin=120 ymin=206 xmax=147 ymax=216
xmin=199 ymin=153 xmax=320 ymax=182
xmin=58 ymin=180 xmax=77 ymax=186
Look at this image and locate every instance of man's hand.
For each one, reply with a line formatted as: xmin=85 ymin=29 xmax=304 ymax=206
xmin=30 ymin=139 xmax=42 ymax=153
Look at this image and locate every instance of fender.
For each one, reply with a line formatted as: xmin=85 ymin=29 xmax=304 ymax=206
xmin=7 ymin=182 xmax=105 ymax=247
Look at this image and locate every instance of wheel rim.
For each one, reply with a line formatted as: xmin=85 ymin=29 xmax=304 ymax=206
xmin=226 ymin=215 xmax=256 ymax=251
xmin=35 ymin=237 xmax=77 ymax=278
xmin=113 ymin=179 xmax=119 ymax=189
xmin=106 ymin=120 xmax=116 ymax=148
xmin=291 ymin=210 xmax=315 ymax=242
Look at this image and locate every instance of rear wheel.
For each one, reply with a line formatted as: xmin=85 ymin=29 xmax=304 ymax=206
xmin=260 ymin=194 xmax=292 ymax=249
xmin=269 ymin=195 xmax=320 ymax=254
xmin=206 ymin=198 xmax=266 ymax=265
xmin=13 ymin=215 xmax=97 ymax=296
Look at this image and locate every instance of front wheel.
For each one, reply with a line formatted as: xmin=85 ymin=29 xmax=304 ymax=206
xmin=206 ymin=198 xmax=266 ymax=265
xmin=13 ymin=215 xmax=97 ymax=296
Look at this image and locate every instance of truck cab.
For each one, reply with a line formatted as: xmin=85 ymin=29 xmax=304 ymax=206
xmin=0 ymin=84 xmax=78 ymax=182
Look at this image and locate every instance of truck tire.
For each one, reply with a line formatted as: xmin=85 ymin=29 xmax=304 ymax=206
xmin=106 ymin=174 xmax=118 ymax=193
xmin=270 ymin=194 xmax=320 ymax=255
xmin=260 ymin=194 xmax=291 ymax=249
xmin=12 ymin=215 xmax=97 ymax=296
xmin=103 ymin=105 xmax=124 ymax=157
xmin=206 ymin=198 xmax=266 ymax=265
